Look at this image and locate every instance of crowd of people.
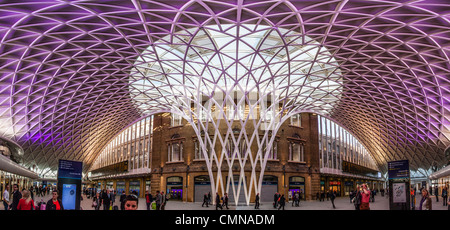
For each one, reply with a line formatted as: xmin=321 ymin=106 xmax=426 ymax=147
xmin=410 ymin=185 xmax=449 ymax=210
xmin=2 ymin=183 xmax=449 ymax=210
xmin=2 ymin=184 xmax=64 ymax=210
xmin=85 ymin=188 xmax=148 ymax=211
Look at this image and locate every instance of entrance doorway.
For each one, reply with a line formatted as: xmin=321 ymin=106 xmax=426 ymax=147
xmin=261 ymin=175 xmax=278 ymax=202
xmin=194 ymin=176 xmax=211 ymax=202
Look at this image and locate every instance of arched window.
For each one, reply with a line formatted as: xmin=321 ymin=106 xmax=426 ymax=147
xmin=168 ymin=134 xmax=183 ymax=162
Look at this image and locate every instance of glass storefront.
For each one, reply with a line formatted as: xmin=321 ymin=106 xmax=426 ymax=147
xmin=129 ymin=180 xmax=141 ymax=196
xmin=289 ymin=176 xmax=305 ymax=200
xmin=167 ymin=176 xmax=183 ymax=200
xmin=344 ymin=181 xmax=353 ymax=196
xmin=106 ymin=181 xmax=114 ymax=190
xmin=329 ymin=181 xmax=341 ymax=197
xmin=117 ymin=181 xmax=125 ymax=195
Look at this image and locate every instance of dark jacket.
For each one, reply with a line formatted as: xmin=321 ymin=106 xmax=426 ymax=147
xmin=215 ymin=194 xmax=221 ymax=204
xmin=279 ymin=195 xmax=286 ymax=205
xmin=102 ymin=192 xmax=111 ymax=205
xmin=145 ymin=194 xmax=153 ymax=203
xmin=11 ymin=190 xmax=22 ymax=210
xmin=354 ymin=191 xmax=362 ymax=205
xmin=46 ymin=199 xmax=64 ymax=210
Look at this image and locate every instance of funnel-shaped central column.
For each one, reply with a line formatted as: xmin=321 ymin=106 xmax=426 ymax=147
xmin=130 ymin=23 xmax=343 ymax=205
xmin=172 ymin=86 xmax=289 ymax=205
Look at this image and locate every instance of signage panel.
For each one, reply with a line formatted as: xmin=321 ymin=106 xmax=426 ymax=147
xmin=58 ymin=159 xmax=82 ymax=179
xmin=388 ymin=160 xmax=410 ymax=179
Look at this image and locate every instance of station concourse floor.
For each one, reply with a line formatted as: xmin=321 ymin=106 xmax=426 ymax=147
xmin=29 ymin=193 xmax=449 ymax=210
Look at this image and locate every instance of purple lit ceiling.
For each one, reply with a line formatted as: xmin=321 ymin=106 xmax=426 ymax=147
xmin=0 ymin=0 xmax=449 ymax=177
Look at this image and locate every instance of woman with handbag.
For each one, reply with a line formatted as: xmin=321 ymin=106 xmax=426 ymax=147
xmin=360 ymin=184 xmax=371 ymax=210
xmin=92 ymin=192 xmax=101 ymax=210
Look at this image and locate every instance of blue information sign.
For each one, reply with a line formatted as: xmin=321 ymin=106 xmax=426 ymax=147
xmin=388 ymin=160 xmax=409 ymax=179
xmin=58 ymin=159 xmax=82 ymax=179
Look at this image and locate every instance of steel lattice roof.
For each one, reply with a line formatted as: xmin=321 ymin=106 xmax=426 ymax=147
xmin=0 ymin=0 xmax=449 ymax=177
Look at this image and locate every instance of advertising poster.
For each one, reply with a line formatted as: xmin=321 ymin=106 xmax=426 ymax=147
xmin=62 ymin=184 xmax=77 ymax=210
xmin=393 ymin=183 xmax=406 ymax=203
xmin=58 ymin=159 xmax=82 ymax=210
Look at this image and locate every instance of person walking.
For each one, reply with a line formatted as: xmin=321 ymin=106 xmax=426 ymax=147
xmin=202 ymin=193 xmax=209 ymax=207
xmin=17 ymin=190 xmax=35 ymax=210
xmin=291 ymin=192 xmax=296 ymax=207
xmin=10 ymin=184 xmax=22 ymax=210
xmin=3 ymin=184 xmax=10 ymax=210
xmin=215 ymin=192 xmax=223 ymax=210
xmin=353 ymin=187 xmax=362 ymax=210
xmin=255 ymin=193 xmax=260 ymax=209
xmin=360 ymin=184 xmax=371 ymax=210
xmin=410 ymin=188 xmax=416 ymax=210
xmin=46 ymin=190 xmax=64 ymax=210
xmin=119 ymin=191 xmax=126 ymax=210
xmin=111 ymin=190 xmax=116 ymax=208
xmin=273 ymin=192 xmax=279 ymax=208
xmin=442 ymin=186 xmax=448 ymax=207
xmin=222 ymin=193 xmax=229 ymax=209
xmin=434 ymin=186 xmax=439 ymax=202
xmin=155 ymin=191 xmax=162 ymax=210
xmin=418 ymin=189 xmax=432 ymax=210
xmin=277 ymin=194 xmax=286 ymax=210
xmin=161 ymin=191 xmax=167 ymax=210
xmin=330 ymin=190 xmax=336 ymax=209
xmin=92 ymin=192 xmax=101 ymax=210
xmin=145 ymin=191 xmax=153 ymax=210
xmin=102 ymin=189 xmax=111 ymax=210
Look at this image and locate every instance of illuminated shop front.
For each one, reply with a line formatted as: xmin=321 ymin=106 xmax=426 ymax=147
xmin=167 ymin=176 xmax=183 ymax=200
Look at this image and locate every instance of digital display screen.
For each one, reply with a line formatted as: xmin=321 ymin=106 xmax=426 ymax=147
xmin=62 ymin=184 xmax=77 ymax=210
